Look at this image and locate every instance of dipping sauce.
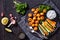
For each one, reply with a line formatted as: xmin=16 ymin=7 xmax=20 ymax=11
xmin=46 ymin=10 xmax=57 ymax=19
xmin=1 ymin=17 xmax=9 ymax=25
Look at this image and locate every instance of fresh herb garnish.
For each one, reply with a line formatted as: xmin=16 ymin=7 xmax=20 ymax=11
xmin=39 ymin=5 xmax=51 ymax=12
xmin=14 ymin=1 xmax=27 ymax=15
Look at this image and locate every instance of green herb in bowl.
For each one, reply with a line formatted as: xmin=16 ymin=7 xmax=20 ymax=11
xmin=14 ymin=1 xmax=27 ymax=15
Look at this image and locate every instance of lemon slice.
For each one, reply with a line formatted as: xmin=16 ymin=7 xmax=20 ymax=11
xmin=1 ymin=17 xmax=9 ymax=25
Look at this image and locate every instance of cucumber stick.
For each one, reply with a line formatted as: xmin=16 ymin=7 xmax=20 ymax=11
xmin=38 ymin=25 xmax=45 ymax=36
xmin=42 ymin=22 xmax=51 ymax=33
xmin=39 ymin=24 xmax=49 ymax=36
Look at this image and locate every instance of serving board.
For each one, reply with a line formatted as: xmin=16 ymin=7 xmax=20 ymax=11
xmin=18 ymin=0 xmax=60 ymax=40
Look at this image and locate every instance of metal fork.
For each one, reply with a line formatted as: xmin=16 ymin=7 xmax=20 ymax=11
xmin=26 ymin=23 xmax=48 ymax=39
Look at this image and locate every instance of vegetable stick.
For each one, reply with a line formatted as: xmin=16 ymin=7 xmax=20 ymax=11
xmin=42 ymin=22 xmax=51 ymax=33
xmin=38 ymin=25 xmax=45 ymax=36
xmin=51 ymin=21 xmax=56 ymax=28
xmin=39 ymin=24 xmax=49 ymax=36
xmin=45 ymin=21 xmax=53 ymax=29
xmin=44 ymin=22 xmax=54 ymax=32
xmin=46 ymin=19 xmax=56 ymax=28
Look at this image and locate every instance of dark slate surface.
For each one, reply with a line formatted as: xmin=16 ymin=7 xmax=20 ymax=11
xmin=0 ymin=0 xmax=60 ymax=40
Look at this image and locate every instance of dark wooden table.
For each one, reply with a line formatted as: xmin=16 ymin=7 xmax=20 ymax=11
xmin=0 ymin=0 xmax=60 ymax=40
